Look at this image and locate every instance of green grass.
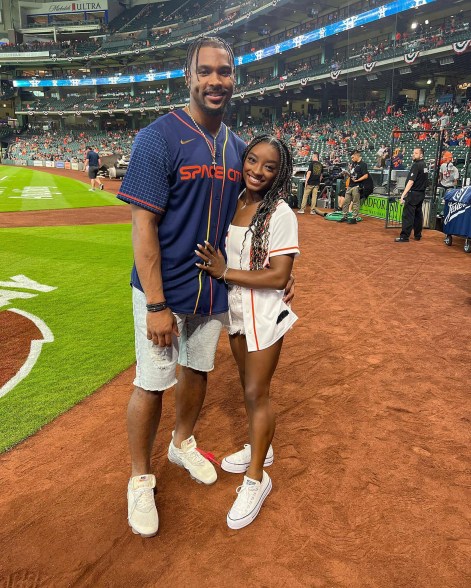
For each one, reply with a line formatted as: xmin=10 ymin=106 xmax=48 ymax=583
xmin=0 ymin=224 xmax=135 ymax=452
xmin=0 ymin=165 xmax=123 ymax=212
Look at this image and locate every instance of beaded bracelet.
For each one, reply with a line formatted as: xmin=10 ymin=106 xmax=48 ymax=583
xmin=146 ymin=301 xmax=168 ymax=312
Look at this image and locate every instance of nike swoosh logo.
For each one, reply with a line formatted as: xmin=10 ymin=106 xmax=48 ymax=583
xmin=180 ymin=139 xmax=196 ymax=145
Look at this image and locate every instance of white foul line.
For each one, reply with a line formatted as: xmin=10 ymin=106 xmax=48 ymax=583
xmin=0 ymin=308 xmax=54 ymax=399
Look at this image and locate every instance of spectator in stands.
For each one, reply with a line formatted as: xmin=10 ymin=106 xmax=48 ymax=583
xmin=392 ymin=148 xmax=405 ymax=170
xmin=439 ymin=151 xmax=459 ymax=191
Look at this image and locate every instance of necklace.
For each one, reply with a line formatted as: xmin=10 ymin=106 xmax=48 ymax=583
xmin=185 ymin=106 xmax=222 ymax=168
xmin=239 ymin=189 xmax=262 ymax=209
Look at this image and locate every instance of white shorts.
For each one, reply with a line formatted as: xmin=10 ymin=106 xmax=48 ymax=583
xmin=132 ymin=287 xmax=226 ymax=391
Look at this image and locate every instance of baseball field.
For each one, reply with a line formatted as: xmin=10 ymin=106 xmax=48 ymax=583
xmin=0 ymin=165 xmax=469 ymax=588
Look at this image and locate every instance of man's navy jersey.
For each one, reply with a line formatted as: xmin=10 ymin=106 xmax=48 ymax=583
xmin=407 ymin=160 xmax=428 ymax=193
xmin=117 ymin=109 xmax=246 ymax=315
xmin=86 ymin=150 xmax=99 ymax=167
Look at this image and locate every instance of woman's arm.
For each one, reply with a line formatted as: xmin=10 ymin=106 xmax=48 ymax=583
xmin=195 ymin=242 xmax=294 ymax=291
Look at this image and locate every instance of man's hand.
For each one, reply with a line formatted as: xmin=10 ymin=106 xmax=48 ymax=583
xmin=399 ymin=195 xmax=405 ymax=205
xmin=283 ymin=273 xmax=295 ymax=304
xmin=147 ymin=307 xmax=179 ymax=347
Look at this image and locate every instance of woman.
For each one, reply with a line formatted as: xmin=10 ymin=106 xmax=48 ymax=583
xmin=196 ymin=135 xmax=300 ymax=530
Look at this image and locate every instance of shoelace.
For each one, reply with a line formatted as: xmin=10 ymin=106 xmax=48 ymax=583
xmin=133 ymin=488 xmax=155 ymax=513
xmin=185 ymin=447 xmax=207 ymax=466
xmin=233 ymin=483 xmax=258 ymax=513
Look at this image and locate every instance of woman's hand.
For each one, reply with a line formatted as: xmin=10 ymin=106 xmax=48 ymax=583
xmin=195 ymin=241 xmax=227 ymax=279
xmin=283 ymin=273 xmax=295 ymax=304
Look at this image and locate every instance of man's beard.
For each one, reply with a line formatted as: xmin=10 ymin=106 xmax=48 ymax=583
xmin=200 ymin=102 xmax=227 ymax=116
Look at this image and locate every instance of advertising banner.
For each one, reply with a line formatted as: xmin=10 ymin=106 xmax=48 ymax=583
xmin=71 ymin=162 xmax=79 ymax=170
xmin=55 ymin=161 xmax=65 ymax=168
xmin=360 ymin=195 xmax=390 ymax=219
xmin=33 ymin=160 xmax=44 ymax=167
xmin=65 ymin=162 xmax=71 ymax=169
xmin=45 ymin=161 xmax=54 ymax=167
xmin=28 ymin=1 xmax=108 ymax=15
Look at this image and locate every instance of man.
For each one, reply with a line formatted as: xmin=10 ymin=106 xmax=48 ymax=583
xmin=375 ymin=143 xmax=388 ymax=168
xmin=337 ymin=150 xmax=373 ymax=225
xmin=84 ymin=146 xmax=104 ymax=191
xmin=439 ymin=152 xmax=459 ymax=191
xmin=117 ymin=36 xmax=293 ymax=538
xmin=297 ymin=152 xmax=323 ymax=215
xmin=395 ymin=147 xmax=429 ymax=242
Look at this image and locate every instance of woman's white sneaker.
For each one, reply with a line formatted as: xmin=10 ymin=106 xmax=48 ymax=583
xmin=227 ymin=471 xmax=272 ymax=530
xmin=127 ymin=474 xmax=159 ymax=537
xmin=221 ymin=444 xmax=274 ymax=474
xmin=168 ymin=433 xmax=217 ymax=485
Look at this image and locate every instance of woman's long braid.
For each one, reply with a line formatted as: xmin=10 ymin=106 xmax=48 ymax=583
xmin=184 ymin=36 xmax=235 ymax=82
xmin=240 ymin=135 xmax=293 ymax=270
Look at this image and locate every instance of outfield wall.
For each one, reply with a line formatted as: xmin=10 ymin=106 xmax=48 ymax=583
xmin=1 ymin=159 xmax=84 ymax=170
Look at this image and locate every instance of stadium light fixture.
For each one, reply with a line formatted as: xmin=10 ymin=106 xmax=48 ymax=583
xmin=426 ymin=78 xmax=432 ymax=84
xmin=411 ymin=21 xmax=418 ymax=29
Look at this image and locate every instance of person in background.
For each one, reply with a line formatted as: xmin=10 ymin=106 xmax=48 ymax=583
xmin=297 ymin=152 xmax=323 ymax=215
xmin=84 ymin=146 xmax=104 ymax=191
xmin=439 ymin=151 xmax=459 ymax=191
xmin=395 ymin=147 xmax=429 ymax=242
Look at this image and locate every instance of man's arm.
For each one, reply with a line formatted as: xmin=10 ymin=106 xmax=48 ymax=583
xmin=131 ymin=204 xmax=178 ymax=347
xmin=400 ymin=179 xmax=415 ymax=204
xmin=304 ymin=170 xmax=312 ymax=185
xmin=353 ymin=173 xmax=369 ymax=183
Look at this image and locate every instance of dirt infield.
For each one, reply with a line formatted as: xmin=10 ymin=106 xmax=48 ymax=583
xmin=1 ymin=209 xmax=470 ymax=588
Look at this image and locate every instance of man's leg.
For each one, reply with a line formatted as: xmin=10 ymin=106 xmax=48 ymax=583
xmin=173 ymin=366 xmax=207 ymax=447
xmin=413 ymin=197 xmax=425 ymax=239
xmin=309 ymin=185 xmax=319 ymax=213
xmin=339 ymin=188 xmax=353 ymax=220
xmin=400 ymin=200 xmax=415 ymax=239
xmin=167 ymin=314 xmax=224 ymax=484
xmin=298 ymin=185 xmax=313 ymax=213
xmin=126 ymin=287 xmax=178 ymax=537
xmin=351 ymin=186 xmax=361 ymax=218
xmin=127 ymin=386 xmax=164 ymax=476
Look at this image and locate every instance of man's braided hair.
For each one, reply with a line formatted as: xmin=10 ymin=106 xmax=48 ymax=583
xmin=184 ymin=36 xmax=235 ymax=83
xmin=240 ymin=135 xmax=293 ymax=270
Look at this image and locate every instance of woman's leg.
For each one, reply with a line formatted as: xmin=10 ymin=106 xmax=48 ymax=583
xmin=243 ymin=337 xmax=284 ymax=482
xmin=229 ymin=333 xmax=246 ymax=390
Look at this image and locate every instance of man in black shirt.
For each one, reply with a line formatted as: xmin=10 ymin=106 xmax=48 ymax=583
xmin=298 ymin=152 xmax=323 ymax=215
xmin=395 ymin=147 xmax=428 ymax=242
xmin=337 ymin=150 xmax=373 ymax=224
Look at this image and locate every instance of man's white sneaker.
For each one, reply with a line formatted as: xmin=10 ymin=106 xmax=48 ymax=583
xmin=127 ymin=474 xmax=159 ymax=537
xmin=297 ymin=209 xmax=305 ymax=214
xmin=168 ymin=432 xmax=217 ymax=485
xmin=221 ymin=444 xmax=274 ymax=474
xmin=227 ymin=471 xmax=272 ymax=530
